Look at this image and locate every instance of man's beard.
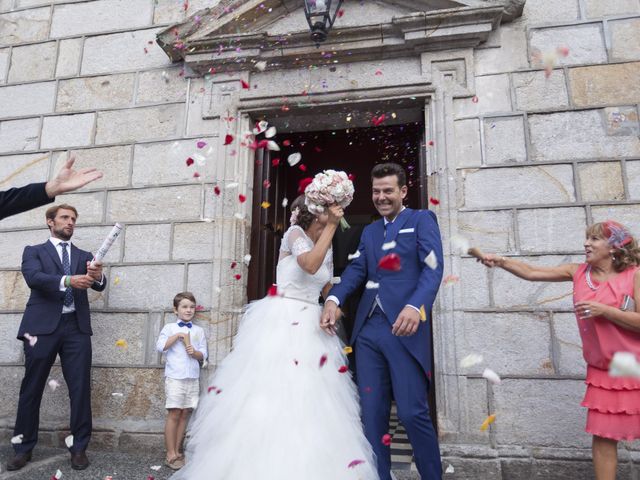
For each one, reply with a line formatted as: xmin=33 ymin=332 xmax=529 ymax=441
xmin=53 ymin=226 xmax=72 ymax=241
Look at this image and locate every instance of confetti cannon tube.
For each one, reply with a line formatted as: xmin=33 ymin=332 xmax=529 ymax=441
xmin=91 ymin=223 xmax=123 ymax=266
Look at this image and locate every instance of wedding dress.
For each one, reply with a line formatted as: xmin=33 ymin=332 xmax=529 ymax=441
xmin=171 ymin=225 xmax=379 ymax=480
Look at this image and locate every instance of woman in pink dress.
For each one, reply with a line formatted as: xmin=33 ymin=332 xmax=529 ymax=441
xmin=480 ymin=220 xmax=640 ymax=480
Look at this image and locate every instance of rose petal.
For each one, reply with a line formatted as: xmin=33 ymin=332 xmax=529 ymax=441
xmin=338 ymin=365 xmax=349 ymax=373
xmin=268 ymin=285 xmax=278 ymax=296
xmin=429 ymin=197 xmax=440 ymax=205
xmin=65 ymin=434 xmax=74 ymax=448
xmin=381 ymin=433 xmax=392 ymax=446
xmin=378 ymin=253 xmax=402 ymax=271
xmin=445 ymin=464 xmax=455 ymax=474
xmin=424 ymin=251 xmax=438 ymax=270
xmin=319 ymin=354 xmax=328 ymax=368
xmin=243 ymin=254 xmax=252 ymax=265
xmin=460 ymin=353 xmax=483 ymax=369
xmin=265 ymin=126 xmax=277 ymax=138
xmin=48 ymin=379 xmax=60 ymax=392
xmin=287 ymin=153 xmax=302 ymax=167
xmin=480 ymin=413 xmax=496 ymax=431
xmin=213 ymin=186 xmax=221 ymax=196
xmin=281 ymin=197 xmax=288 ymax=207
xmin=238 ymin=194 xmax=247 ymax=203
xmin=283 ymin=139 xmax=291 ymax=147
xmin=348 ymin=459 xmax=365 ymax=469
xmin=443 ymin=275 xmax=460 ymax=286
xmin=24 ymin=332 xmax=37 ymax=347
xmin=381 ymin=241 xmax=396 ymax=251
xmin=234 ymin=274 xmax=241 ymax=280
xmin=271 ymin=158 xmax=280 ymax=167
xmin=255 ymin=60 xmax=267 ymax=71
xmin=298 ymin=164 xmax=307 ymax=172
xmin=11 ymin=434 xmax=23 ymax=444
xmin=196 ymin=141 xmax=207 ymax=149
xmin=347 ymin=251 xmax=361 ymax=261
xmin=224 ymin=134 xmax=234 ymax=145
xmin=331 ymin=276 xmax=341 ymax=284
xmin=226 ymin=182 xmax=239 ymax=189
xmin=240 ymin=79 xmax=250 ymax=89
xmin=186 ymin=157 xmax=194 ymax=167
xmin=266 ymin=140 xmax=280 ymax=151
xmin=482 ymin=368 xmax=502 ymax=385
xmin=365 ymin=281 xmax=379 ymax=289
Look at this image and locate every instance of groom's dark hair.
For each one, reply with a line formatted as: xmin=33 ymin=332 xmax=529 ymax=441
xmin=371 ymin=163 xmax=407 ymax=188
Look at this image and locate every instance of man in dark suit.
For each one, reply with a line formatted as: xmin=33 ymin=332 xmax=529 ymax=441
xmin=0 ymin=157 xmax=102 ymax=221
xmin=322 ymin=163 xmax=444 ymax=480
xmin=7 ymin=203 xmax=107 ymax=472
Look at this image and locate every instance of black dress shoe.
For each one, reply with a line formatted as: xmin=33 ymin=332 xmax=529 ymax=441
xmin=70 ymin=450 xmax=89 ymax=470
xmin=7 ymin=451 xmax=32 ymax=471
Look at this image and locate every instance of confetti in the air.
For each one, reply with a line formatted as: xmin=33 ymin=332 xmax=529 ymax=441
xmin=365 ymin=281 xmax=380 ymax=289
xmin=480 ymin=414 xmax=496 ymax=431
xmin=265 ymin=126 xmax=277 ymax=138
xmin=382 ymin=241 xmax=396 ymax=251
xmin=240 ymin=80 xmax=250 ymax=89
xmin=185 ymin=157 xmax=194 ymax=167
xmin=445 ymin=464 xmax=455 ymax=474
xmin=338 ymin=365 xmax=349 ymax=373
xmin=287 ymin=152 xmax=302 ymax=166
xmin=319 ymin=354 xmax=328 ymax=368
xmin=255 ymin=61 xmax=267 ymax=71
xmin=224 ymin=134 xmax=234 ymax=145
xmin=331 ymin=276 xmax=341 ymax=284
xmin=196 ymin=141 xmax=207 ymax=149
xmin=48 ymin=379 xmax=60 ymax=391
xmin=150 ymin=465 xmax=161 ymax=471
xmin=460 ymin=354 xmax=483 ymax=368
xmin=419 ymin=305 xmax=427 ymax=322
xmin=111 ymin=392 xmax=124 ymax=397
xmin=443 ymin=275 xmax=460 ymax=286
xmin=282 ymin=198 xmax=288 ymax=207
xmin=213 ymin=186 xmax=221 ymax=196
xmin=11 ymin=434 xmax=23 ymax=444
xmin=371 ymin=114 xmax=386 ymax=127
xmin=378 ymin=253 xmax=402 ymax=271
xmin=24 ymin=333 xmax=37 ymax=347
xmin=65 ymin=434 xmax=74 ymax=448
xmin=343 ymin=346 xmax=353 ymax=355
xmin=429 ymin=197 xmax=440 ymax=205
xmin=451 ymin=235 xmax=470 ymax=255
xmin=226 ymin=182 xmax=239 ymax=189
xmin=52 ymin=469 xmax=63 ymax=479
xmin=238 ymin=194 xmax=247 ymax=203
xmin=243 ymin=254 xmax=252 ymax=265
xmin=609 ymin=352 xmax=640 ymax=378
xmin=234 ymin=274 xmax=241 ymax=280
xmin=482 ymin=368 xmax=501 ymax=385
xmin=424 ymin=251 xmax=438 ymax=270
xmin=348 ymin=251 xmax=361 ymax=260
xmin=348 ymin=459 xmax=366 ymax=469
xmin=381 ymin=433 xmax=392 ymax=446
xmin=115 ymin=339 xmax=127 ymax=348
xmin=261 ymin=201 xmax=271 ymax=209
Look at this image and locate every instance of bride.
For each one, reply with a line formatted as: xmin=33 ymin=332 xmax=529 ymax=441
xmin=171 ymin=194 xmax=379 ymax=479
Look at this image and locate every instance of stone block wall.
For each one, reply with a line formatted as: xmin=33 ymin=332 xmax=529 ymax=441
xmin=0 ymin=0 xmax=244 ymax=446
xmin=441 ymin=0 xmax=640 ymax=475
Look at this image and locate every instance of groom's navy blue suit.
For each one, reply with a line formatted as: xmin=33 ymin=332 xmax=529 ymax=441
xmin=329 ymin=207 xmax=444 ymax=479
xmin=13 ymin=240 xmax=105 ymax=455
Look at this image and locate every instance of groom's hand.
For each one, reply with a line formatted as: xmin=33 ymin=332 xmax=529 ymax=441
xmin=321 ymin=300 xmax=339 ymax=336
xmin=392 ymin=307 xmax=420 ymax=336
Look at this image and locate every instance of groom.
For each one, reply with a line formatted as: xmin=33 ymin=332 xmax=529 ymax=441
xmin=321 ymin=163 xmax=443 ymax=479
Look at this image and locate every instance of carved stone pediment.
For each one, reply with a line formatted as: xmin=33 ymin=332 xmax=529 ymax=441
xmin=157 ymin=0 xmax=525 ymax=75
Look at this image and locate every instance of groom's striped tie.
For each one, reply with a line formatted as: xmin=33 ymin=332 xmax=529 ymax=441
xmin=60 ymin=242 xmax=74 ymax=307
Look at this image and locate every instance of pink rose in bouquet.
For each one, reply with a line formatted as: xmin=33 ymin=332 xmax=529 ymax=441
xmin=304 ymin=170 xmax=354 ymax=230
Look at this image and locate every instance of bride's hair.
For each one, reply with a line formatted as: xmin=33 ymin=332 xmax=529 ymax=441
xmin=290 ymin=195 xmax=315 ymax=230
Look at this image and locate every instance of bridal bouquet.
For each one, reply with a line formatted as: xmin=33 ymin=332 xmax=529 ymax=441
xmin=304 ymin=169 xmax=354 ymax=230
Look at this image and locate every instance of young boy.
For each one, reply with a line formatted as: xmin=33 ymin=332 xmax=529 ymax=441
xmin=156 ymin=292 xmax=208 ymax=470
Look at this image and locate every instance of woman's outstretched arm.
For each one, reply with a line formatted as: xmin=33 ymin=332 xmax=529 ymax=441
xmin=481 ymin=254 xmax=578 ymax=282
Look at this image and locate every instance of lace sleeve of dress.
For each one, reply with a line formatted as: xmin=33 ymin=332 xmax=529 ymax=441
xmin=284 ymin=226 xmax=313 ymax=257
xmin=324 ymin=248 xmax=334 ymax=277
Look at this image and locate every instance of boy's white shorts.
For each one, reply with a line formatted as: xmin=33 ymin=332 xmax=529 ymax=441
xmin=165 ymin=377 xmax=200 ymax=410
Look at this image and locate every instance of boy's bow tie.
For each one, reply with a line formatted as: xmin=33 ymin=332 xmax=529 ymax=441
xmin=178 ymin=322 xmax=192 ymax=328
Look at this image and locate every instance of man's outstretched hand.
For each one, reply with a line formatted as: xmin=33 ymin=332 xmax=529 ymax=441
xmin=45 ymin=156 xmax=103 ymax=198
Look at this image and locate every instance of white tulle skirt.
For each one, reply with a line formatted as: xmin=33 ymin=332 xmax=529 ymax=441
xmin=171 ymin=295 xmax=379 ymax=480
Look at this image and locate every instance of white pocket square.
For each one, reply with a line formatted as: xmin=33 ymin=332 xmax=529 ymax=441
xmin=398 ymin=228 xmax=415 ymax=234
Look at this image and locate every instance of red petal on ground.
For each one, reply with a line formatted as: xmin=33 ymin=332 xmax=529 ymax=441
xmin=213 ymin=186 xmax=221 ymax=196
xmin=234 ymin=274 xmax=241 ymax=280
xmin=238 ymin=194 xmax=247 ymax=203
xmin=186 ymin=157 xmax=194 ymax=166
xmin=240 ymin=80 xmax=250 ymax=89
xmin=224 ymin=134 xmax=234 ymax=145
xmin=429 ymin=197 xmax=440 ymax=205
